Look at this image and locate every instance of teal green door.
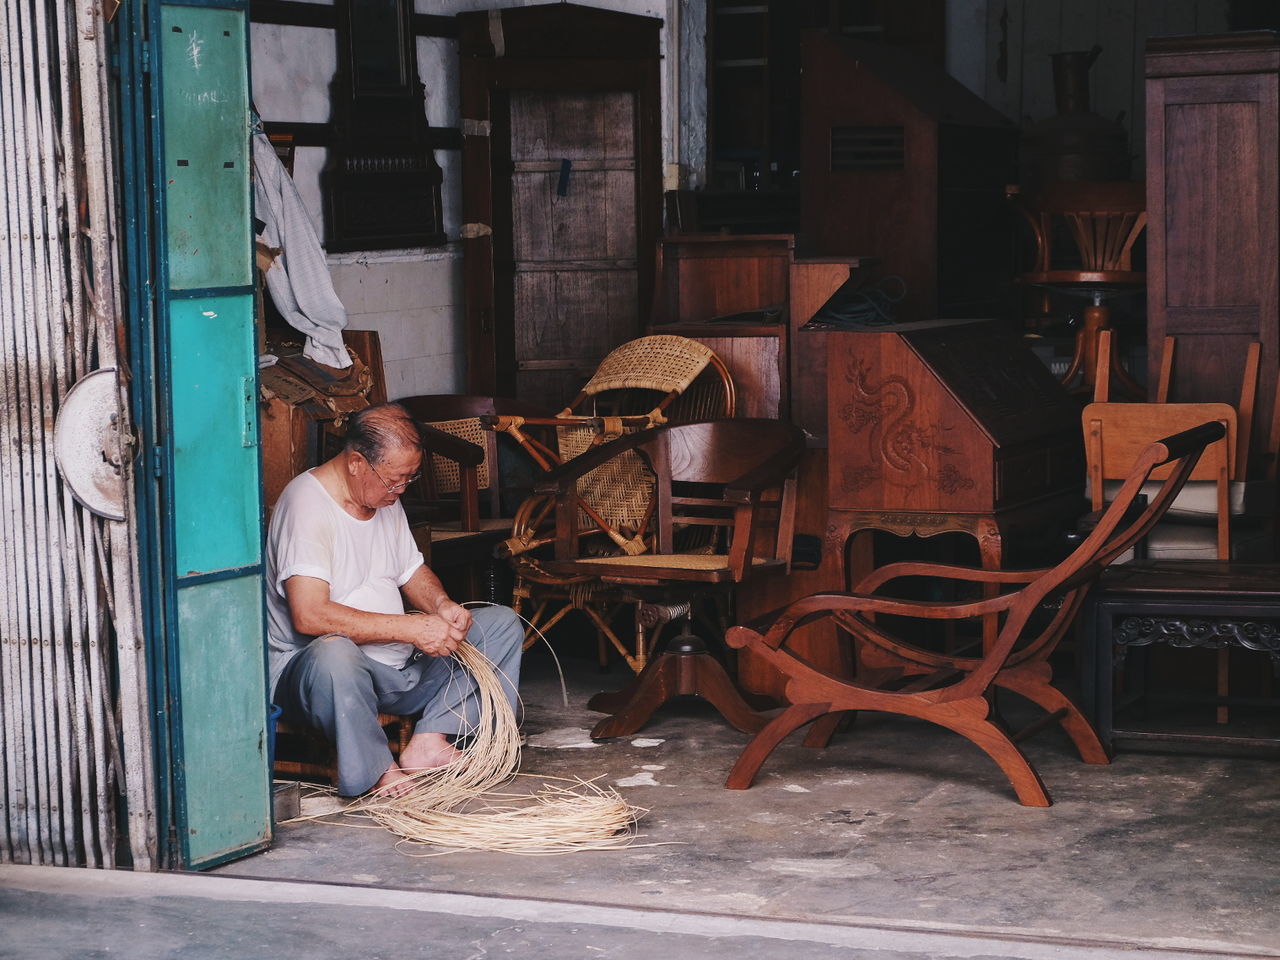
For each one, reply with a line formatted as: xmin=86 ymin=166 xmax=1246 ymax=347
xmin=121 ymin=0 xmax=271 ymax=868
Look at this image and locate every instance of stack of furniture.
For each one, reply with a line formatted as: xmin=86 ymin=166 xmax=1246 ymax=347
xmin=1076 ymin=32 xmax=1280 ymax=749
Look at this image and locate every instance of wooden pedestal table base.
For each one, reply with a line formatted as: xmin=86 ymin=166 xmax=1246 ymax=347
xmin=587 ymin=630 xmax=770 ymax=740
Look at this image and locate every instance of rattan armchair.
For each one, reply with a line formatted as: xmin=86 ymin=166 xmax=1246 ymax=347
xmin=484 ymin=335 xmax=737 ymax=672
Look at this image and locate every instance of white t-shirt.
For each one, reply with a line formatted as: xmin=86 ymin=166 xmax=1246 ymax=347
xmin=265 ymin=470 xmax=424 ymax=695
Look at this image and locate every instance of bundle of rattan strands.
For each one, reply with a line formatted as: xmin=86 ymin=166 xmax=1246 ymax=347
xmin=349 ymin=640 xmax=646 ymax=855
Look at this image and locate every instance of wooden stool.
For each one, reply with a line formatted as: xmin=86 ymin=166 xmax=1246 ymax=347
xmin=272 ymin=713 xmax=415 ymax=786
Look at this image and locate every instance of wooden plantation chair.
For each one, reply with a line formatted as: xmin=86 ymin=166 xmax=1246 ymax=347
xmin=486 ymin=335 xmax=738 ymax=671
xmin=724 ymin=422 xmax=1226 ymax=806
xmin=531 ymin=419 xmax=806 ymax=738
xmin=1010 ymin=180 xmax=1147 ymax=398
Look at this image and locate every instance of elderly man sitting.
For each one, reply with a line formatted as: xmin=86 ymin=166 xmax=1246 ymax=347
xmin=266 ymin=402 xmax=522 ymax=796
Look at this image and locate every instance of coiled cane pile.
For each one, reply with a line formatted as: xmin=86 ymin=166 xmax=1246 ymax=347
xmin=348 ymin=640 xmax=645 ymax=855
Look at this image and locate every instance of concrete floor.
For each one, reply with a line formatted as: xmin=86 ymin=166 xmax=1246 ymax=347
xmin=4 ymin=646 xmax=1279 ymax=960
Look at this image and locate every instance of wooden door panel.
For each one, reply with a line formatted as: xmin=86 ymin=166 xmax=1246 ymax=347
xmin=1164 ymin=99 xmax=1261 ymax=310
xmin=514 ymin=268 xmax=639 ymax=409
xmin=505 ymin=88 xmax=642 ymax=410
xmin=511 ymin=91 xmax=635 ymax=159
xmin=512 ymin=170 xmax=638 ymax=262
xmin=1149 ymin=61 xmax=1280 ymax=440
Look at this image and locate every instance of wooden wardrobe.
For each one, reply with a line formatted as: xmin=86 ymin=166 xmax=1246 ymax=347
xmin=457 ymin=4 xmax=663 ymax=411
xmin=1146 ymin=32 xmax=1280 ymax=472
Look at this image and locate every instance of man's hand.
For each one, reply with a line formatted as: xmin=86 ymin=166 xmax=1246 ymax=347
xmin=404 ymin=612 xmax=467 ymax=658
xmin=437 ymin=599 xmax=473 ymax=636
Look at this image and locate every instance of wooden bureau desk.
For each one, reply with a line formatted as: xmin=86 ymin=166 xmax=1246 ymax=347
xmin=823 ymin=320 xmax=1085 ymax=650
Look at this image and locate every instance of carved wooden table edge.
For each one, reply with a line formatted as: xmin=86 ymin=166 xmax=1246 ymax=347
xmin=1082 ymin=559 xmax=1280 ymax=753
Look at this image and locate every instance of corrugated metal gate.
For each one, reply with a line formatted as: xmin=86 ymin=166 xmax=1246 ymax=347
xmin=0 ymin=0 xmax=157 ymax=867
xmin=3 ymin=0 xmax=270 ymax=871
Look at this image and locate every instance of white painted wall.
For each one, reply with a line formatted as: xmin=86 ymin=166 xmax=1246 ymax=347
xmin=250 ymin=0 xmax=701 ymax=399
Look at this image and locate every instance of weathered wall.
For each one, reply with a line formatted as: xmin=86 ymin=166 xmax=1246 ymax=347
xmin=251 ymin=0 xmax=1235 ymax=396
xmin=250 ymin=0 xmax=703 ymax=398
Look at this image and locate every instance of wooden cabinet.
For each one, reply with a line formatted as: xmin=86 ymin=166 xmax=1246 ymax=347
xmin=1145 ymin=33 xmax=1280 ymax=473
xmin=457 ymin=4 xmax=662 ymax=411
xmin=824 ymin=320 xmax=1083 ymax=518
xmin=800 ymin=31 xmax=1018 ymax=323
xmin=706 ymin=0 xmax=945 ymax=194
xmin=651 ymin=233 xmax=865 ymax=430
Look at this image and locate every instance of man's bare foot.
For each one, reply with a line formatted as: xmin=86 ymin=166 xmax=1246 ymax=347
xmin=398 ymin=731 xmax=462 ymax=772
xmin=369 ymin=762 xmax=416 ymax=799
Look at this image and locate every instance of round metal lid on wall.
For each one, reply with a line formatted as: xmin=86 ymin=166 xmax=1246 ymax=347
xmin=54 ymin=367 xmax=128 ymax=522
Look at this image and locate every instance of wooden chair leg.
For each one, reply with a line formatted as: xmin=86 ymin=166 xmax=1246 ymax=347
xmin=995 ymin=666 xmax=1110 ymax=765
xmin=727 ymin=701 xmax=833 ymax=789
xmin=930 ymin=698 xmax=1052 ymax=807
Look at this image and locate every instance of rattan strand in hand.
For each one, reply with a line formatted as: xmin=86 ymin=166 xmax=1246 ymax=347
xmin=350 ymin=640 xmax=645 ymax=855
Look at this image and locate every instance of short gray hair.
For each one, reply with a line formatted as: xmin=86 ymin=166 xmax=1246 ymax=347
xmin=343 ymin=402 xmax=421 ymax=465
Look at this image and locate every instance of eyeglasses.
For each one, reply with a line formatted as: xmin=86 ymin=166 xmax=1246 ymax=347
xmin=367 ymin=460 xmax=421 ymax=494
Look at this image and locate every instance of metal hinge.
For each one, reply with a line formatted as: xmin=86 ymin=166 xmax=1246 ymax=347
xmin=141 ymin=40 xmax=151 ymax=74
xmin=152 ymin=446 xmax=165 ymax=478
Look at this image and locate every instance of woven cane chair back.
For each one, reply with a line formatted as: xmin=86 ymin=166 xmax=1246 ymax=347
xmin=552 ymin=335 xmax=737 ymax=538
xmin=424 ymin=416 xmax=492 ymax=497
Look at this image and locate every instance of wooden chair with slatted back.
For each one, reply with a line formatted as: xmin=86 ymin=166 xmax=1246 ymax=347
xmin=1094 ymin=331 xmax=1278 ymax=564
xmin=531 ymin=419 xmax=805 ymax=738
xmin=1092 ymin=331 xmax=1278 ymax=721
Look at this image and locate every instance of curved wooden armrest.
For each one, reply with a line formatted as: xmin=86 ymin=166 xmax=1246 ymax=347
xmin=418 ymin=422 xmax=483 ymax=466
xmin=1155 ymin=421 xmax=1226 ymax=463
xmin=482 ymin=412 xmax=655 ymax=432
xmin=533 ymin=427 xmax=660 ymax=494
xmin=737 ymin=590 xmax=1018 ymax=652
xmin=853 ymin=561 xmax=1048 ymax=596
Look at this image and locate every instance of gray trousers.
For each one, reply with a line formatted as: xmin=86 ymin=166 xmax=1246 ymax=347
xmin=273 ymin=605 xmax=523 ymax=796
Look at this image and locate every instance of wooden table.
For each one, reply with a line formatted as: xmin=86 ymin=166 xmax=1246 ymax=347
xmin=1082 ymin=560 xmax=1280 ymax=753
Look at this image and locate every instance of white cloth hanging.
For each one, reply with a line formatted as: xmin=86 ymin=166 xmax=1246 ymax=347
xmin=252 ymin=131 xmax=351 ymax=369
